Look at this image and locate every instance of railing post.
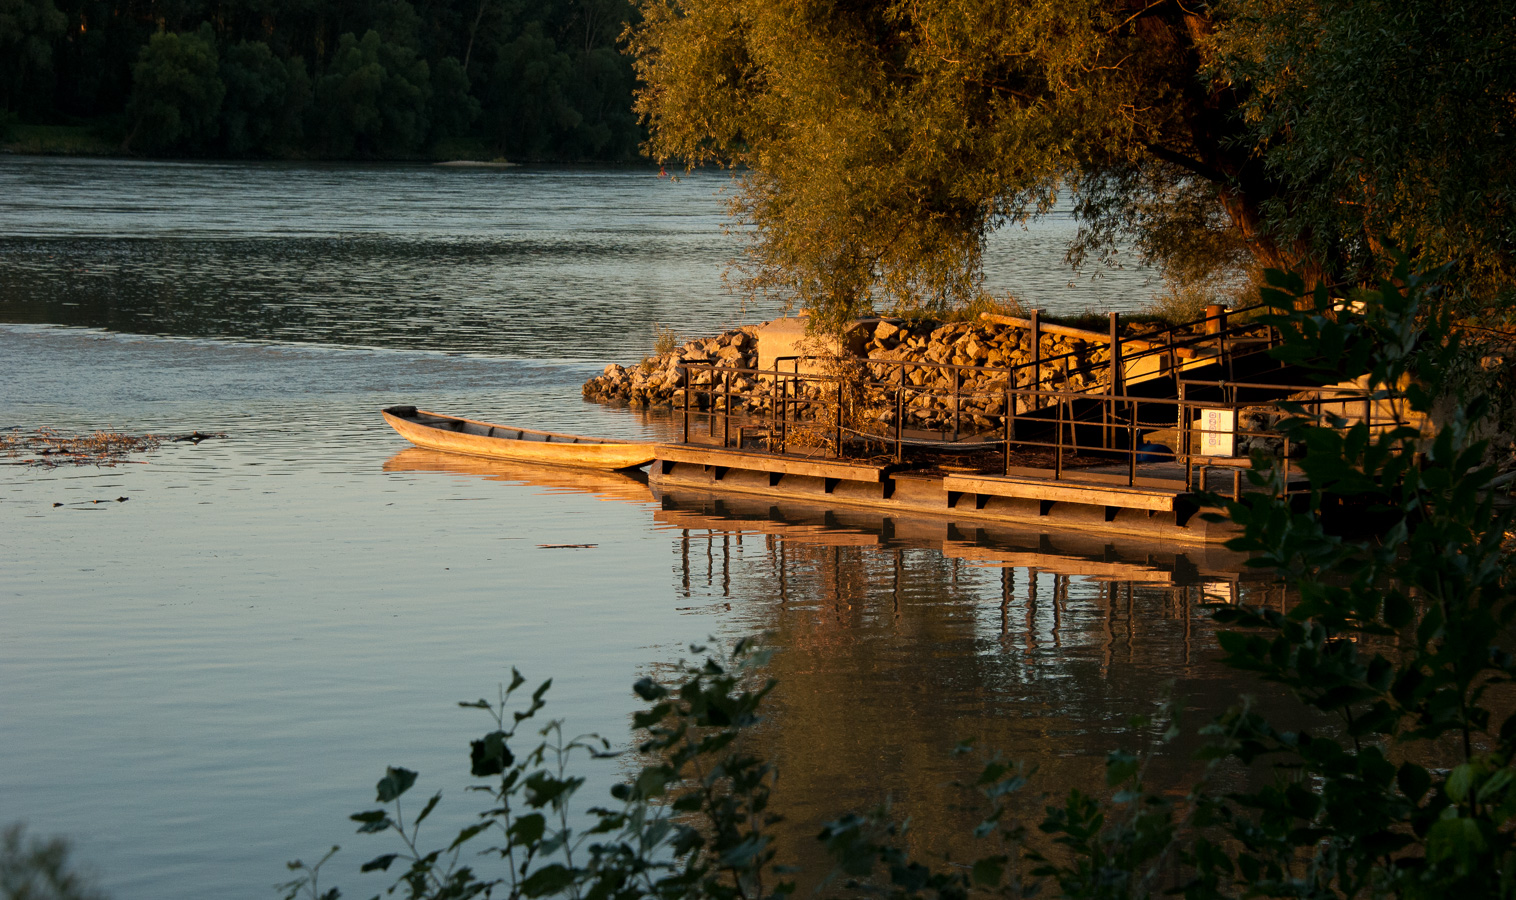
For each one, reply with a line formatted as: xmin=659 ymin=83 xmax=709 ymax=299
xmin=682 ymin=364 xmax=691 ymax=444
xmin=1128 ymin=398 xmax=1137 ymax=487
xmin=723 ymin=367 xmax=732 ymax=448
xmin=1004 ymin=381 xmax=1013 ymax=476
xmin=885 ymin=380 xmax=897 ymax=463
xmin=1109 ymin=311 xmax=1123 ymax=394
xmin=1180 ymin=381 xmax=1192 ymax=491
xmin=770 ymin=360 xmax=778 ymax=452
xmin=1108 ymin=312 xmax=1122 ymax=452
xmin=778 ymin=372 xmax=787 ymax=455
xmin=834 ymin=378 xmax=844 ymax=459
xmin=1055 ymin=393 xmax=1064 ymax=481
xmin=1031 ymin=309 xmax=1041 ymax=402
xmin=952 ymin=367 xmax=961 ymax=443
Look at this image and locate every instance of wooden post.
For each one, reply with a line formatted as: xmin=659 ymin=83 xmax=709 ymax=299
xmin=682 ymin=364 xmax=691 ymax=444
xmin=723 ymin=367 xmax=731 ymax=448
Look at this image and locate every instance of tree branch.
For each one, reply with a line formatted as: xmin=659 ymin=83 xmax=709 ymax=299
xmin=1143 ymin=142 xmax=1230 ymax=185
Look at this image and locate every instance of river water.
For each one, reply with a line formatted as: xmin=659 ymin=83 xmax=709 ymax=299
xmin=0 ymin=156 xmax=1265 ymax=899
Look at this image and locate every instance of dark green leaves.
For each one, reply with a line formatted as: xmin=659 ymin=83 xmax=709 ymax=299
xmin=360 ymin=853 xmax=398 ymax=872
xmin=520 ymin=863 xmax=576 ymax=897
xmin=470 ymin=731 xmax=513 ymax=777
xmin=350 ymin=809 xmax=391 ymax=834
xmin=323 ymin=641 xmax=795 ymax=900
xmin=374 ymin=767 xmax=417 ymax=803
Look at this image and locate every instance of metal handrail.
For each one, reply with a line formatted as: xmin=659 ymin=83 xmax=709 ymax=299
xmin=675 ymin=357 xmax=1391 ymax=495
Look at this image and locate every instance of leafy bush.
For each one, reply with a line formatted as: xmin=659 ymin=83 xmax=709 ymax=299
xmin=1 ymin=824 xmax=105 ymax=900
xmin=282 ymin=640 xmax=787 ymax=900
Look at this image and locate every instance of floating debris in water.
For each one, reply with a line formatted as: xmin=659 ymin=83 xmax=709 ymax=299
xmin=2 ymin=428 xmax=163 ymax=467
xmin=172 ymin=431 xmax=226 ymax=444
xmin=51 ymin=497 xmax=131 ymax=508
xmin=537 ymin=543 xmax=597 ymax=549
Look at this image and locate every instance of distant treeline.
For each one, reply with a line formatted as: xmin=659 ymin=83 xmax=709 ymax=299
xmin=0 ymin=0 xmax=643 ymax=161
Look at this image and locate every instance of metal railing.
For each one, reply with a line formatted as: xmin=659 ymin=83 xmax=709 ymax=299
xmin=674 ymin=355 xmax=1400 ymax=495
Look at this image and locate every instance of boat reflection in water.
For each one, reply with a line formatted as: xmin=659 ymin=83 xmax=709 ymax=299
xmin=382 ymin=448 xmax=1287 ymax=885
xmin=382 ymin=447 xmax=657 ymax=505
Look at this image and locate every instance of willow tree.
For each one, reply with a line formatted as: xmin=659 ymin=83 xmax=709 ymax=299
xmin=629 ymin=0 xmax=1516 ymax=325
xmin=1209 ymin=0 xmax=1516 ymax=314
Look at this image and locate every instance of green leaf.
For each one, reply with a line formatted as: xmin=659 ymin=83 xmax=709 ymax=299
xmin=971 ymin=856 xmax=1005 ymax=886
xmin=413 ymin=791 xmax=441 ymax=826
xmin=521 ymin=863 xmax=577 ymax=897
xmin=350 ymin=810 xmax=391 ymax=834
xmin=375 ymin=767 xmax=417 ymax=803
xmin=470 ymin=731 xmax=514 ymax=777
xmin=448 ymin=822 xmax=490 ymax=851
xmin=1428 ymin=816 xmax=1487 ymax=865
xmin=360 ymin=853 xmax=398 ymax=872
xmin=1446 ymin=764 xmax=1476 ymax=803
xmin=525 ymin=771 xmax=581 ymax=808
xmin=1105 ymin=750 xmax=1139 ymax=787
xmin=508 ymin=813 xmax=546 ymax=846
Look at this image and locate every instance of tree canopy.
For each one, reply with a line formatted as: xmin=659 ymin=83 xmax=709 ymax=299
xmin=2 ymin=0 xmax=644 ymax=161
xmin=630 ymin=0 xmax=1516 ymax=324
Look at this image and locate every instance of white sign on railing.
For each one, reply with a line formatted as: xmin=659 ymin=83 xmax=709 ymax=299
xmin=1196 ymin=408 xmax=1236 ymax=457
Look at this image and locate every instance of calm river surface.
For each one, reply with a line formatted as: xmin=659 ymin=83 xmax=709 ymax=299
xmin=1 ymin=156 xmax=1263 ymax=899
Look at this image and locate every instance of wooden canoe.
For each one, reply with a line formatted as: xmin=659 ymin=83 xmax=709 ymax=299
xmin=381 ymin=406 xmax=656 ymax=470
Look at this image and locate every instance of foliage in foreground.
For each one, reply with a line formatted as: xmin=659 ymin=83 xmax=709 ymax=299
xmin=289 ymin=262 xmax=1515 ymax=898
xmin=0 ymin=824 xmax=105 ymax=900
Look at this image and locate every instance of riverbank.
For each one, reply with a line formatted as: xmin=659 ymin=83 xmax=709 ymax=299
xmin=581 ymin=313 xmax=1221 ymax=429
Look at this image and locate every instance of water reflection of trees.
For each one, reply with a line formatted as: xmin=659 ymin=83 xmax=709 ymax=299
xmin=655 ymin=491 xmax=1289 ymax=885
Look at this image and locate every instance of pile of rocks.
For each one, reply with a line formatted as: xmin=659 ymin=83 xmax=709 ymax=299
xmin=582 ymin=327 xmax=758 ymax=409
xmin=583 ymin=317 xmax=1195 ymax=431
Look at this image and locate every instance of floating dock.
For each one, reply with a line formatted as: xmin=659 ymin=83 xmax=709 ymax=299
xmin=650 ymin=444 xmax=1243 ymax=544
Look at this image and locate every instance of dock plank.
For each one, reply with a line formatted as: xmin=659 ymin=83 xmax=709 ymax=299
xmin=655 ymin=444 xmax=889 ymax=482
xmin=943 ymin=473 xmax=1181 ymax=512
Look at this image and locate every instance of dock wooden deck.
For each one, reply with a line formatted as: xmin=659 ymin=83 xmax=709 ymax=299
xmin=654 ymin=443 xmax=889 ymax=483
xmin=942 ymin=473 xmax=1180 ymax=513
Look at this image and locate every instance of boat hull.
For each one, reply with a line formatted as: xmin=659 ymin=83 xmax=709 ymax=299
xmin=381 ymin=407 xmax=656 ymax=470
